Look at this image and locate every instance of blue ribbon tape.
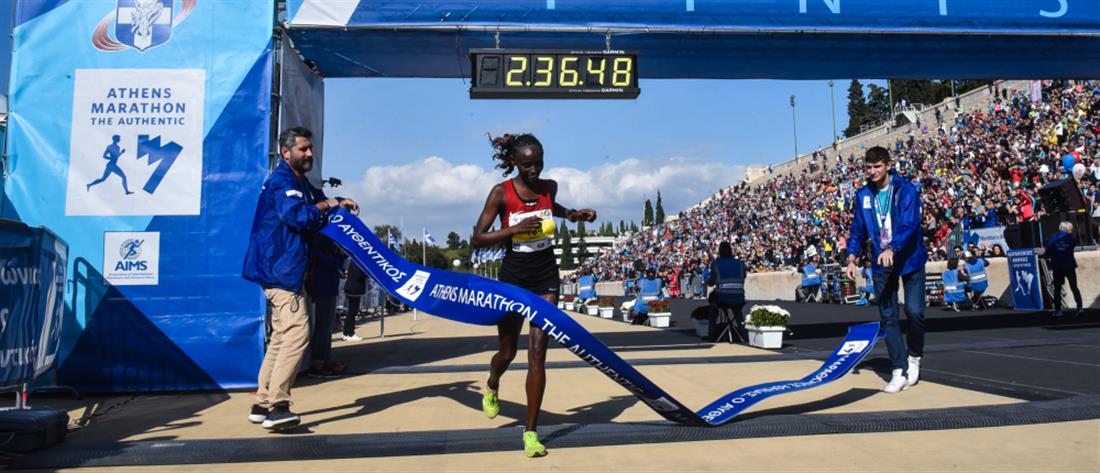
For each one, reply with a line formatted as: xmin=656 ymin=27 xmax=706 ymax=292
xmin=323 ymin=209 xmax=881 ymax=426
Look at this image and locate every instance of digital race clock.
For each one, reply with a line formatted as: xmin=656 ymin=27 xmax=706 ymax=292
xmin=469 ymin=49 xmax=639 ymax=99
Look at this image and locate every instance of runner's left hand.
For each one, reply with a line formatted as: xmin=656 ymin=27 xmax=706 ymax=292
xmin=572 ymin=209 xmax=597 ymax=222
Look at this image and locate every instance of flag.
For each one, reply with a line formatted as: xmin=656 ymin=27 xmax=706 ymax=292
xmin=388 ymin=234 xmax=399 ymax=248
xmin=424 ymin=229 xmax=437 ymax=246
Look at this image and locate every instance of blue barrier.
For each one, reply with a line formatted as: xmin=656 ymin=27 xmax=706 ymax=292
xmin=323 ymin=209 xmax=881 ymax=425
xmin=0 ymin=220 xmax=67 ymax=387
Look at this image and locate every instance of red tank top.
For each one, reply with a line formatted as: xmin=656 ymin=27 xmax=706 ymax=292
xmin=500 ymin=179 xmax=555 ymax=253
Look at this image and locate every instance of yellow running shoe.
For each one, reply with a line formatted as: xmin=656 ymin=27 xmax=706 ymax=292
xmin=523 ymin=431 xmax=547 ymax=458
xmin=482 ymin=391 xmax=500 ymax=419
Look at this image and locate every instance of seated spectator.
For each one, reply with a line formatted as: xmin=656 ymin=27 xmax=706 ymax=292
xmin=942 ymin=258 xmax=968 ymax=312
xmin=961 ymin=251 xmax=991 ymax=310
xmin=576 ymin=268 xmax=598 ymax=304
xmin=706 ymin=241 xmax=746 ymax=341
xmin=630 ymin=269 xmax=664 ymax=325
xmin=797 ymin=254 xmax=823 ymax=302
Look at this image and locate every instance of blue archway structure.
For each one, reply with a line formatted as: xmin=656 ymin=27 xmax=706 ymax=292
xmin=5 ymin=0 xmax=1098 ymax=394
xmin=284 ymin=1 xmax=1100 ymax=79
xmin=269 ymin=1 xmax=1100 ymax=424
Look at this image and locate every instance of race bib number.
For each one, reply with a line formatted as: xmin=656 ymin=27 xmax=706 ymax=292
xmin=509 ymin=209 xmax=554 ymax=253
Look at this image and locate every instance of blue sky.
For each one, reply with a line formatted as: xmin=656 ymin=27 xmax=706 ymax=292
xmin=324 ymin=77 xmax=872 ymax=242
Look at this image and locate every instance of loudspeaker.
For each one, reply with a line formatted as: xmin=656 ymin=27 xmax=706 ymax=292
xmin=1038 ymin=178 xmax=1086 ymax=213
xmin=1004 ymin=222 xmax=1040 ymax=249
xmin=1039 ymin=212 xmax=1096 ymax=246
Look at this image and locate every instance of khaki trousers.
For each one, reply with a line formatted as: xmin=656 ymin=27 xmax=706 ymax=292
xmin=256 ymin=287 xmax=311 ymax=406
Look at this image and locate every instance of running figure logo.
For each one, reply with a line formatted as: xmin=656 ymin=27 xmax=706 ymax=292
xmin=120 ymin=239 xmax=144 ymax=261
xmin=1014 ymin=270 xmax=1034 ymax=296
xmin=86 ymin=135 xmax=135 ymax=195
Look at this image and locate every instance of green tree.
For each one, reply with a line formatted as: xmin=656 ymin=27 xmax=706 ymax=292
xmin=891 ymin=80 xmax=941 ymax=108
xmin=443 ymin=247 xmax=472 ymax=272
xmin=844 ymin=79 xmax=871 ymax=138
xmin=399 ymin=239 xmax=448 ymax=268
xmin=630 ymin=221 xmax=639 ymax=232
xmin=643 ymin=199 xmax=654 ymax=226
xmin=619 ymin=220 xmax=626 ymax=234
xmin=373 ymin=224 xmax=403 ymax=243
xmin=576 ymin=221 xmax=588 ymax=261
xmin=866 ymin=83 xmax=891 ymax=123
xmin=560 ymin=223 xmax=575 ymax=269
xmin=446 ymin=231 xmax=466 ymax=250
xmin=655 ymin=190 xmax=665 ymax=224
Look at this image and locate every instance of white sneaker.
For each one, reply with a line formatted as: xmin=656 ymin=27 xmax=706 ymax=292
xmin=883 ymin=369 xmax=908 ymax=393
xmin=906 ymin=356 xmax=921 ymax=387
xmin=341 ymin=334 xmax=362 ymax=342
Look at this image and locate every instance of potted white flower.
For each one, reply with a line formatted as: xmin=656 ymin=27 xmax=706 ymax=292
xmin=620 ymin=300 xmax=633 ymax=322
xmin=745 ymin=304 xmax=790 ymax=349
xmin=646 ymin=300 xmax=672 ymax=328
xmin=584 ymin=300 xmax=599 ymax=316
xmin=598 ymin=297 xmax=615 ymax=319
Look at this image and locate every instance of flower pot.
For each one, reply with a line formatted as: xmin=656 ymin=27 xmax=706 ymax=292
xmin=564 ymin=302 xmax=575 ymax=311
xmin=745 ymin=325 xmax=785 ymax=349
xmin=585 ymin=305 xmax=599 ymax=316
xmin=648 ymin=311 xmax=671 ymax=328
xmin=557 ymin=301 xmax=565 ymax=309
xmin=694 ymin=319 xmax=709 ymax=338
xmin=598 ymin=307 xmax=614 ymax=319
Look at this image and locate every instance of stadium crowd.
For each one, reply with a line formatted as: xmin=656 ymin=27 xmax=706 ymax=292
xmin=579 ymin=80 xmax=1100 ymax=290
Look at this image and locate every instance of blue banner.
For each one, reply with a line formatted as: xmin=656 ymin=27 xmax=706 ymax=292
xmin=291 ymin=0 xmax=1100 ymax=32
xmin=962 ymin=226 xmax=1007 ymax=252
xmin=285 ymin=1 xmax=1100 ymax=79
xmin=4 ymin=1 xmax=273 ymax=391
xmin=323 ymin=209 xmax=880 ymax=425
xmin=0 ymin=220 xmax=68 ymax=387
xmin=1008 ymin=249 xmax=1043 ymax=311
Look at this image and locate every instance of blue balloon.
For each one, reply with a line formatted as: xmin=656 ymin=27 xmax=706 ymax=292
xmin=1062 ymin=153 xmax=1077 ymax=173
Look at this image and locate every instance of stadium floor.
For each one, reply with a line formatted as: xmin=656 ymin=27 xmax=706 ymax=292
xmin=16 ymin=301 xmax=1100 ymax=471
xmin=614 ymin=296 xmax=1100 ymax=400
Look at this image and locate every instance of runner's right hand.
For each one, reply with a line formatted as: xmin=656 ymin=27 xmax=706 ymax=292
xmin=512 ymin=216 xmax=542 ymax=235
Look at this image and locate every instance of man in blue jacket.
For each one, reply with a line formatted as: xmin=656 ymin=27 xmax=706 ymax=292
xmin=845 ymin=146 xmax=928 ymax=394
xmin=1042 ymin=221 xmax=1083 ymax=317
xmin=242 ymin=127 xmax=359 ymax=430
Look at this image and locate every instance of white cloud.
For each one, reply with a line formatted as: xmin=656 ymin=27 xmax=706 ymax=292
xmin=340 ymin=155 xmax=744 ymax=241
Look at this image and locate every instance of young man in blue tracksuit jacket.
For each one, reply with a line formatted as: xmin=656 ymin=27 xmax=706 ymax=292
xmin=241 ymin=127 xmax=359 ymax=430
xmin=845 ymin=146 xmax=928 ymax=394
